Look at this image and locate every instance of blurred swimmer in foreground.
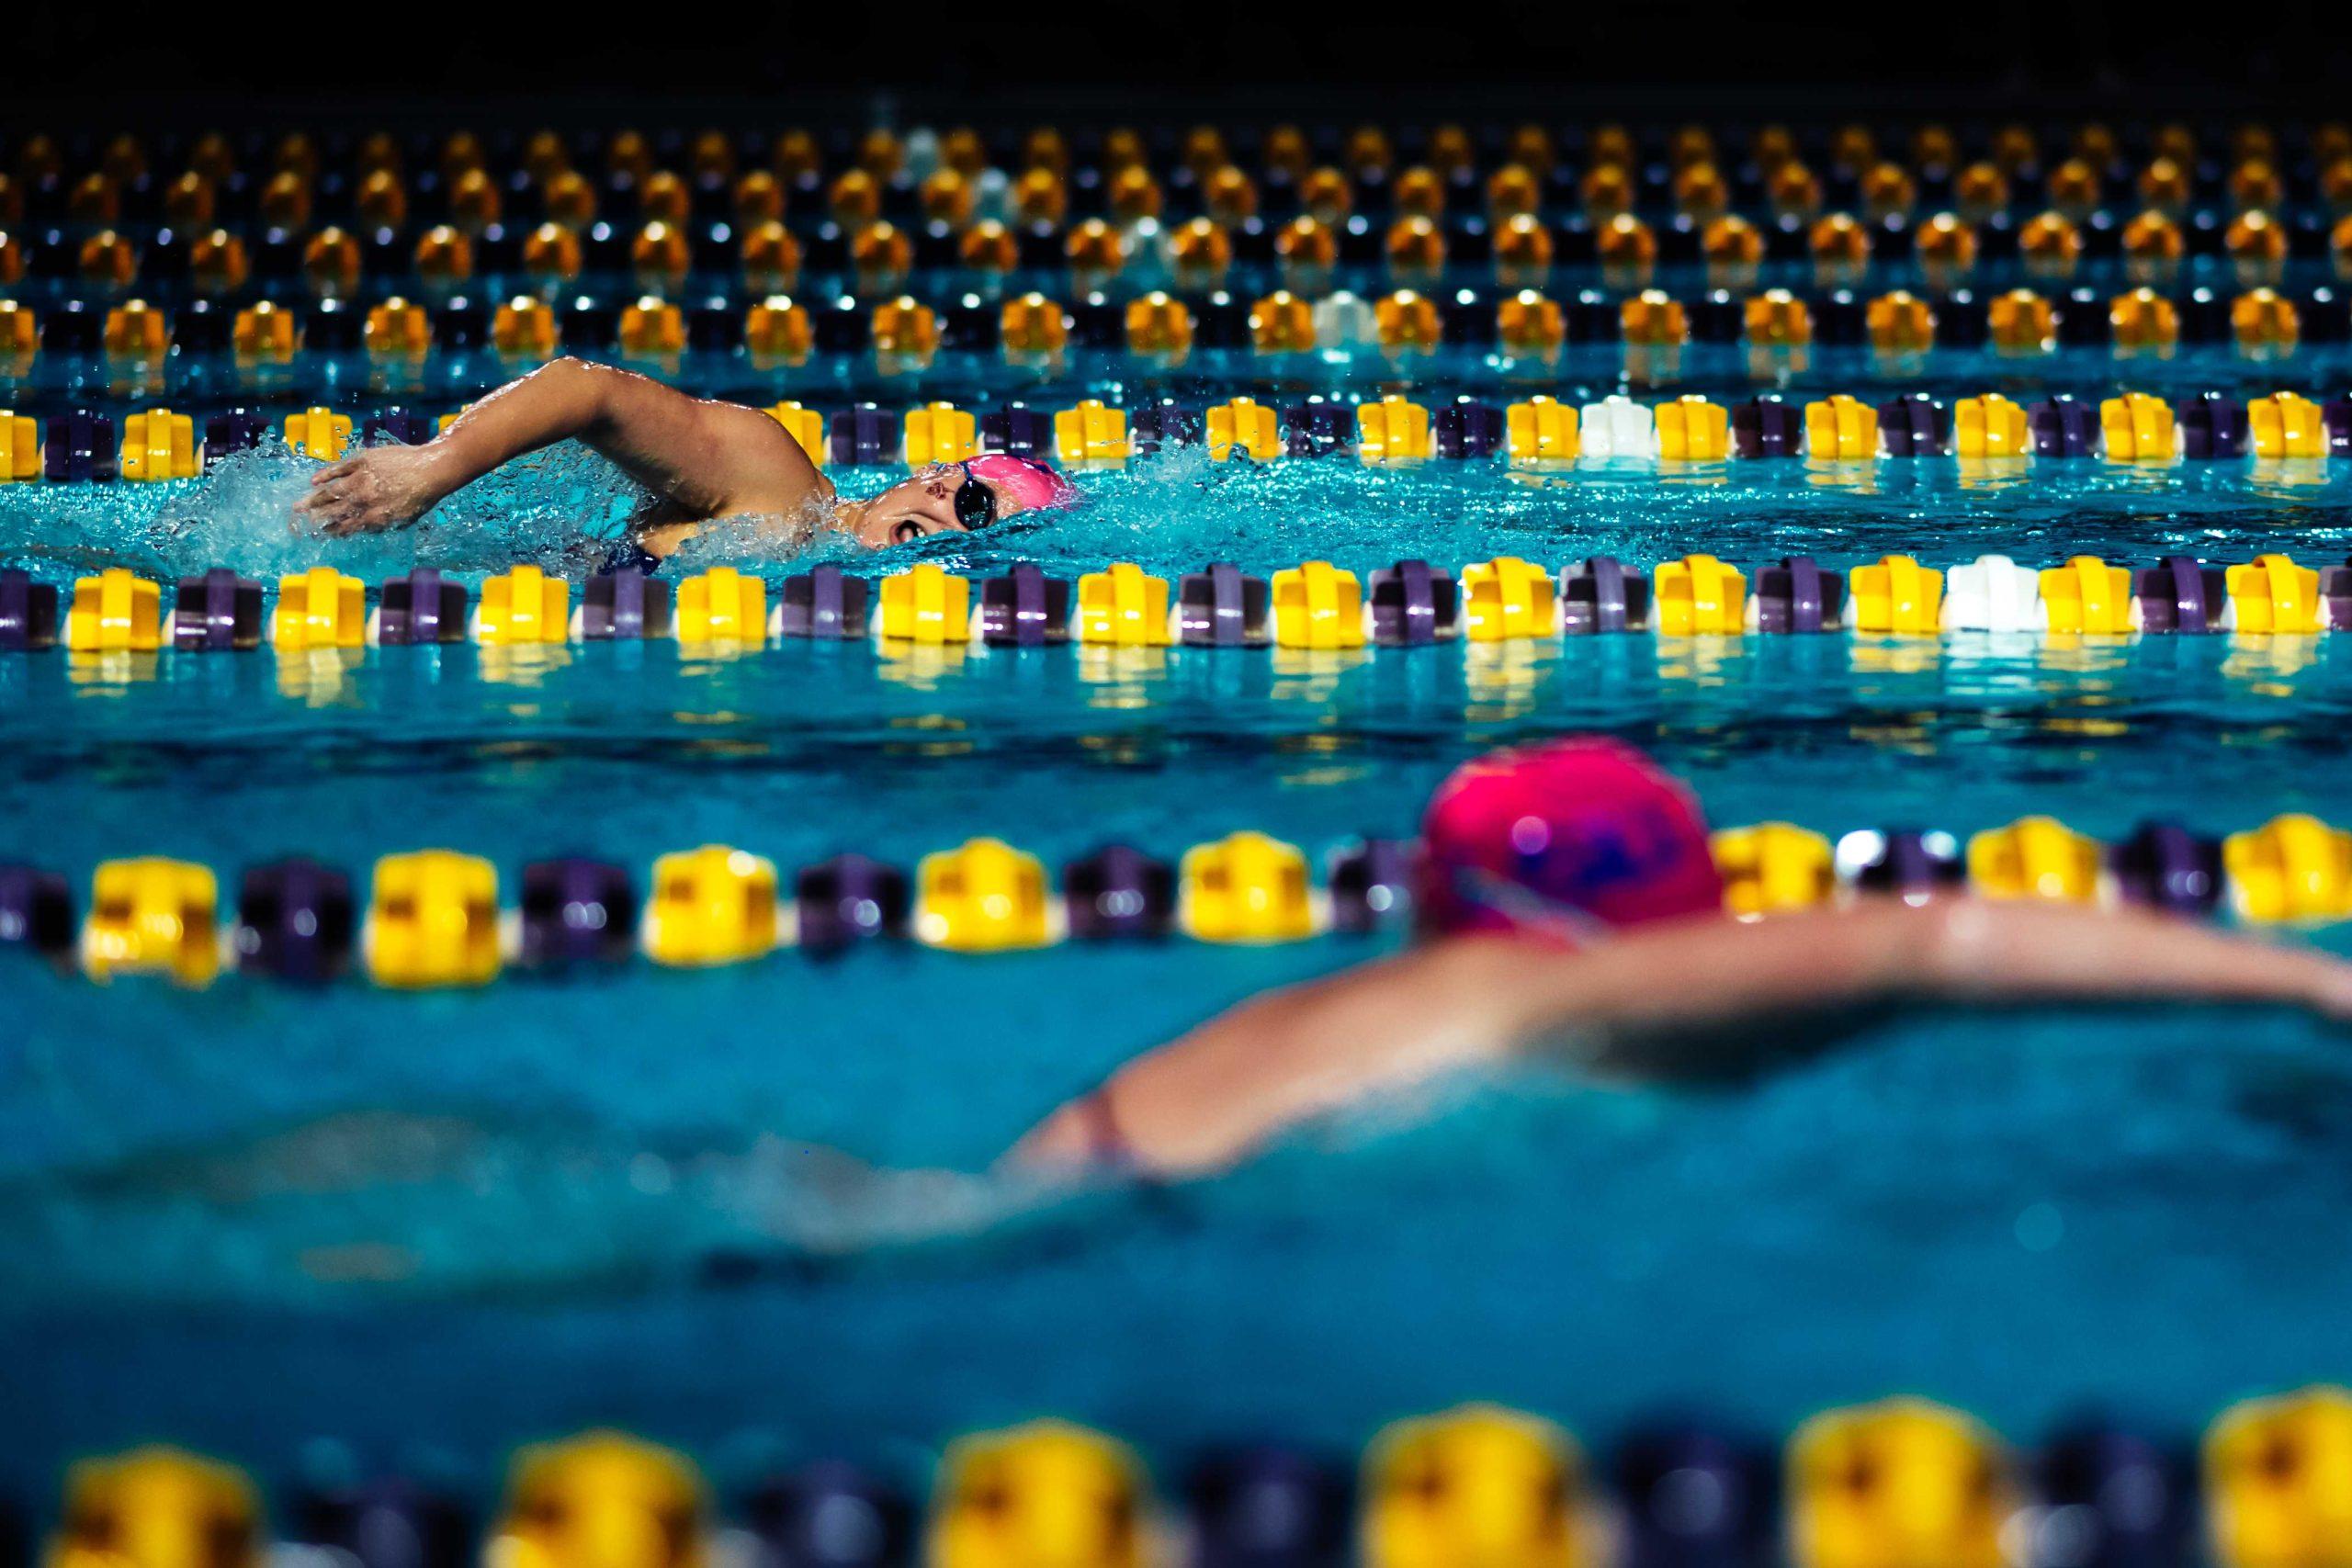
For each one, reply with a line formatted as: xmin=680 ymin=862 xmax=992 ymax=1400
xmin=293 ymin=356 xmax=1078 ymax=557
xmin=1010 ymin=739 xmax=2352 ymax=1180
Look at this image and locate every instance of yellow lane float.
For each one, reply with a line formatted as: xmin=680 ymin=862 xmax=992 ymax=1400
xmin=103 ymin=299 xmax=169 ymax=362
xmin=1655 ymin=555 xmax=1746 ymax=634
xmin=1358 ymin=395 xmax=1433 ymax=462
xmin=1374 ymin=290 xmax=1442 ymax=354
xmin=1075 ymin=563 xmax=1172 ymax=648
xmin=494 ymin=1431 xmax=706 ymax=1568
xmin=1865 ymin=290 xmax=1935 ymax=354
xmin=2225 ymin=554 xmax=2324 ymax=635
xmin=2110 ymin=287 xmax=2180 ymax=354
xmin=1505 ymin=397 xmax=1580 ymax=463
xmin=644 ymin=844 xmax=779 ymax=965
xmin=120 ymin=409 xmax=198 ymax=479
xmin=1745 ymin=288 xmax=1813 ymax=347
xmin=674 ymin=567 xmax=768 ymax=647
xmin=876 ymin=563 xmax=970 ymax=645
xmin=0 ymin=409 xmax=40 ymax=480
xmin=1125 ymin=292 xmax=1193 ymax=358
xmin=475 ymin=565 xmax=571 ymax=645
xmin=2099 ymin=392 xmax=2177 ymax=462
xmin=2223 ymin=817 xmax=2352 ymax=925
xmin=1790 ymin=1399 xmax=2013 ymax=1568
xmin=1179 ymin=830 xmax=1316 ymax=943
xmin=2039 ymin=557 xmax=2134 ymax=635
xmin=1849 ymin=555 xmax=1944 ymax=636
xmin=2248 ymin=392 xmax=2326 ymax=459
xmin=904 ymin=400 xmax=976 ymax=465
xmin=1622 ymin=289 xmax=1687 ymax=346
xmin=1056 ymin=399 xmax=1131 ymax=464
xmin=271 ymin=567 xmax=367 ymax=650
xmin=915 ymin=838 xmax=1054 ymax=952
xmin=877 ymin=284 xmax=944 ymax=361
xmin=1249 ymin=291 xmax=1316 ymax=354
xmin=1461 ymin=557 xmax=1557 ymax=641
xmin=932 ymin=1421 xmax=1147 ymax=1568
xmin=493 ymin=296 xmax=559 ymax=359
xmin=80 ymin=858 xmax=219 ymax=986
xmin=1498 ymin=290 xmax=1566 ymax=355
xmin=1713 ymin=823 xmax=1836 ymax=918
xmin=66 ymin=568 xmax=163 ymax=652
xmin=366 ymin=298 xmax=433 ymax=360
xmin=48 ymin=1448 xmax=263 ymax=1568
xmin=1206 ymin=396 xmax=1281 ymax=461
xmin=1804 ymin=394 xmax=1878 ymax=459
xmin=1271 ymin=561 xmax=1365 ymax=649
xmin=363 ymin=850 xmax=501 ymax=987
xmin=232 ymin=301 xmax=296 ymax=363
xmin=2205 ymin=1386 xmax=2352 ymax=1568
xmin=1363 ymin=1404 xmax=1585 ymax=1568
xmin=1988 ymin=288 xmax=2054 ymax=354
xmin=284 ymin=406 xmax=353 ymax=461
xmin=1967 ymin=817 xmax=2104 ymax=902
xmin=1954 ymin=394 xmax=2030 ymax=457
xmin=763 ymin=400 xmax=825 ymax=465
xmin=1656 ymin=396 xmax=1730 ymax=461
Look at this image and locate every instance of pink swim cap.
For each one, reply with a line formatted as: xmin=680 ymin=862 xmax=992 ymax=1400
xmin=965 ymin=454 xmax=1080 ymax=513
xmin=1415 ymin=738 xmax=1724 ymax=942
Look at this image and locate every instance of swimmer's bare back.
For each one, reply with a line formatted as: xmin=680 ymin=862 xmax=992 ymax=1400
xmin=293 ymin=358 xmax=831 ymax=540
xmin=1008 ymin=898 xmax=2352 ymax=1179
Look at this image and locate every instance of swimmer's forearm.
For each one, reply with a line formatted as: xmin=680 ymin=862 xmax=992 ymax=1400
xmin=1912 ymin=898 xmax=2352 ymax=1011
xmin=1011 ymin=903 xmax=2352 ymax=1181
xmin=1504 ymin=900 xmax=2352 ymax=1055
xmin=426 ymin=356 xmax=826 ymax=521
xmin=299 ymin=358 xmax=825 ymax=536
xmin=418 ymin=358 xmax=617 ymax=498
xmin=1006 ymin=941 xmax=1535 ymax=1177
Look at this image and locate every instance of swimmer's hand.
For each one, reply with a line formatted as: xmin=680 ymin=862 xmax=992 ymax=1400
xmin=294 ymin=445 xmax=454 ymax=536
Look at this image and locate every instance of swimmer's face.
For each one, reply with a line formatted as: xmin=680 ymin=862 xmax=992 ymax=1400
xmin=846 ymin=463 xmax=1033 ymax=548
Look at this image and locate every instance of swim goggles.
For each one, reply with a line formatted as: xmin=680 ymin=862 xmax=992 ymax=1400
xmin=1441 ymin=863 xmax=1614 ymax=949
xmin=951 ymin=455 xmax=1077 ymax=529
xmin=952 ymin=463 xmax=1003 ymax=530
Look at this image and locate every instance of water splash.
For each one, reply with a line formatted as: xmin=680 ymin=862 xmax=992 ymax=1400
xmin=0 ymin=439 xmax=650 ymax=583
xmin=6 ymin=438 xmax=2350 ymax=592
xmin=0 ymin=1106 xmax=1095 ymax=1304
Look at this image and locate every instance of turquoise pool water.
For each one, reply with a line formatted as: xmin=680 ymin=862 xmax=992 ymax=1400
xmin=8 ymin=415 xmax=2352 ymax=1513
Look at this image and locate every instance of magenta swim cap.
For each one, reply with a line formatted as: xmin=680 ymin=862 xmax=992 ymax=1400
xmin=965 ymin=454 xmax=1080 ymax=513
xmin=1416 ymin=738 xmax=1724 ymax=941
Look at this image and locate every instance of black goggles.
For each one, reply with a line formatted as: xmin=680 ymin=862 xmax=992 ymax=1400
xmin=952 ymin=464 xmax=1000 ymax=530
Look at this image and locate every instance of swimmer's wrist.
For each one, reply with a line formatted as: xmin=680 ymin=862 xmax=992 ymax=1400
xmin=418 ymin=435 xmax=486 ymax=497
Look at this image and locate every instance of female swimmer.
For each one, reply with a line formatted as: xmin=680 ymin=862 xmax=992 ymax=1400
xmin=1011 ymin=739 xmax=2352 ymax=1179
xmin=291 ymin=356 xmax=1078 ymax=557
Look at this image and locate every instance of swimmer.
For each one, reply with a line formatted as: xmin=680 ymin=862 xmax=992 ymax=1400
xmin=1010 ymin=739 xmax=2352 ymax=1179
xmin=291 ymin=357 xmax=1078 ymax=557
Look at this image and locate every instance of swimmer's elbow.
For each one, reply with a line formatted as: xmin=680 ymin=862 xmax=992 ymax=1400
xmin=532 ymin=355 xmax=598 ymax=394
xmin=522 ymin=356 xmax=639 ymax=435
xmin=542 ymin=356 xmax=615 ymax=415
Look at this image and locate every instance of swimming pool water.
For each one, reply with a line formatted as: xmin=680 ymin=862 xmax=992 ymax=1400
xmin=8 ymin=411 xmax=2352 ymax=1492
xmin=12 ymin=337 xmax=2352 ymax=435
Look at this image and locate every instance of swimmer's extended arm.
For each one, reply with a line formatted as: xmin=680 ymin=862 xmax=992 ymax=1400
xmin=294 ymin=357 xmax=831 ymax=536
xmin=1513 ymin=897 xmax=2352 ymax=1078
xmin=1008 ymin=901 xmax=2352 ymax=1179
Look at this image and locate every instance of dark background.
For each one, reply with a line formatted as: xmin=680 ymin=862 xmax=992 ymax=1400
xmin=8 ymin=0 xmax=2347 ymax=129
